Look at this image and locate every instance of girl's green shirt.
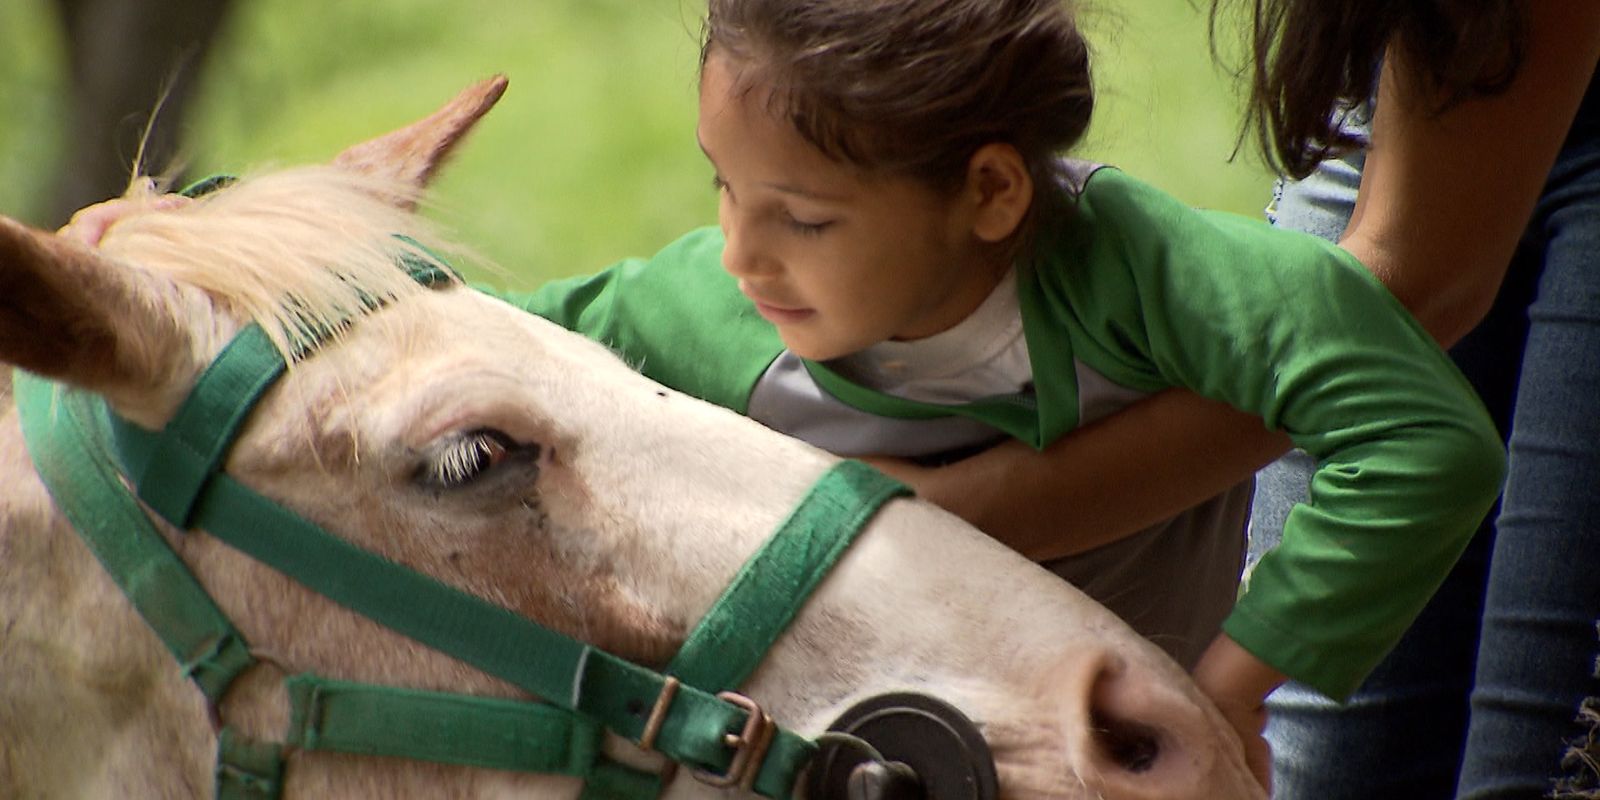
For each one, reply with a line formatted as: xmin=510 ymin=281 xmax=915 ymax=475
xmin=487 ymin=166 xmax=1505 ymax=700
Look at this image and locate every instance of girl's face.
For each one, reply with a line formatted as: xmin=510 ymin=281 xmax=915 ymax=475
xmin=697 ymin=53 xmax=1009 ymax=362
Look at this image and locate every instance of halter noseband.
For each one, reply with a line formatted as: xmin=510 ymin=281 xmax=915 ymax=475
xmin=14 ymin=250 xmax=908 ymax=800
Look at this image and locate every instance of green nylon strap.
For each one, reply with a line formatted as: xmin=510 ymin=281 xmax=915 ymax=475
xmin=24 ymin=371 xmax=901 ymax=797
xmin=181 ymin=174 xmax=238 ymax=198
xmin=23 ymin=231 xmax=904 ymax=797
xmin=14 ymin=373 xmax=627 ymax=785
xmin=11 ymin=371 xmax=256 ymax=703
xmin=125 ymin=324 xmax=285 ymax=529
xmin=667 ymin=459 xmax=910 ymax=691
xmin=392 ymin=234 xmax=461 ymax=287
xmin=214 ymin=730 xmax=285 ymax=800
xmin=109 ymin=414 xmax=833 ymax=798
xmin=285 ymin=675 xmax=606 ymax=775
xmin=109 ymin=237 xmax=455 ymax=529
xmin=578 ymin=759 xmax=668 ymax=800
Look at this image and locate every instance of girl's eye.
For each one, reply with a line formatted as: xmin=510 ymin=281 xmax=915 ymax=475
xmin=785 ymin=214 xmax=832 ymax=236
xmin=711 ymin=173 xmax=830 ymax=234
xmin=417 ymin=428 xmax=522 ymax=488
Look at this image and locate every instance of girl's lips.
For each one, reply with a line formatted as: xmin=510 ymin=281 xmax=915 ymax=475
xmin=752 ymin=299 xmax=815 ymax=325
xmin=740 ymin=282 xmax=815 ymax=324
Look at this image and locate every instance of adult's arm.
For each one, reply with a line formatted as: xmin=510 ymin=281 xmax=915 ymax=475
xmin=1345 ymin=3 xmax=1600 ymax=347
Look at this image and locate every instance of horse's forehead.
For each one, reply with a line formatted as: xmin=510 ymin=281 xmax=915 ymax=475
xmin=243 ymin=290 xmax=562 ymax=455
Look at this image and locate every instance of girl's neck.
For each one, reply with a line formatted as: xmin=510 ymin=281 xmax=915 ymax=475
xmin=831 ymin=266 xmax=1027 ymax=401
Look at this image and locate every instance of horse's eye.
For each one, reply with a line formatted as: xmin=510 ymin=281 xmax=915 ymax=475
xmin=417 ymin=428 xmax=523 ymax=488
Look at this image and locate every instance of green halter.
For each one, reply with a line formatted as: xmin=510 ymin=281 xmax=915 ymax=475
xmin=13 ymin=253 xmax=908 ymax=799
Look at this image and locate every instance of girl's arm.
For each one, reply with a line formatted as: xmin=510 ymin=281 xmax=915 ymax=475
xmin=865 ymin=390 xmax=1289 ymax=560
xmin=1191 ymin=633 xmax=1282 ymax=790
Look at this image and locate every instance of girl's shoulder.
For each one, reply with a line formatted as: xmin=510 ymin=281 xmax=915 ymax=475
xmin=1047 ymin=162 xmax=1355 ymax=283
xmin=517 ymin=226 xmax=784 ymax=412
xmin=1064 ymin=163 xmax=1217 ymax=231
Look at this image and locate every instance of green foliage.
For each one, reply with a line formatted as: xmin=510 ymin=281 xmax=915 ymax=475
xmin=0 ymin=0 xmax=1272 ymax=288
xmin=0 ymin=0 xmax=67 ymax=224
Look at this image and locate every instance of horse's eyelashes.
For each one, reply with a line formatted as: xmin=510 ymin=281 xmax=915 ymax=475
xmin=416 ymin=428 xmax=535 ymax=489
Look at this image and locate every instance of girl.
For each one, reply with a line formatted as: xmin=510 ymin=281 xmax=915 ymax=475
xmin=504 ymin=0 xmax=1505 ymax=784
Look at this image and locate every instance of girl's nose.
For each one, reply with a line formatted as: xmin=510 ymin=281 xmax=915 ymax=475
xmin=719 ymin=206 xmax=771 ymax=279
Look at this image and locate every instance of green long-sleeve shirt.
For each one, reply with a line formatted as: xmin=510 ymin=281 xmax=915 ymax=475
xmin=491 ymin=165 xmax=1505 ymax=699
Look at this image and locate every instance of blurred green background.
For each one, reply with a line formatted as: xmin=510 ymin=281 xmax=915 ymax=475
xmin=0 ymin=0 xmax=1271 ymax=290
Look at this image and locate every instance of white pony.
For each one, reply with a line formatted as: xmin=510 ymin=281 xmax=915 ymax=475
xmin=0 ymin=78 xmax=1262 ymax=799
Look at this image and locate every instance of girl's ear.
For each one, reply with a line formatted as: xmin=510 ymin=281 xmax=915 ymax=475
xmin=965 ymin=143 xmax=1033 ymax=243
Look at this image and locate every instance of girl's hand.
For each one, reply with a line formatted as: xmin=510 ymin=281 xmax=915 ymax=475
xmin=1206 ymin=690 xmax=1271 ymax=793
xmin=58 ymin=192 xmax=190 ymax=246
xmin=1191 ymin=633 xmax=1282 ymax=794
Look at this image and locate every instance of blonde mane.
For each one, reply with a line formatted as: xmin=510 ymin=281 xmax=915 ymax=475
xmin=96 ymin=167 xmax=461 ymax=357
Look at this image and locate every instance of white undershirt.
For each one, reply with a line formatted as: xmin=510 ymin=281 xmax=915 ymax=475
xmin=826 ymin=268 xmax=1033 ymax=403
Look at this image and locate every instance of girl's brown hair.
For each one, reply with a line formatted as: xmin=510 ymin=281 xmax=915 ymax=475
xmin=701 ymin=0 xmax=1094 ymax=245
xmin=1215 ymin=0 xmax=1528 ymax=179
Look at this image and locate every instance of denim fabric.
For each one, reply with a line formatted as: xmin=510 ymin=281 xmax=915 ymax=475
xmin=1248 ymin=72 xmax=1600 ymax=799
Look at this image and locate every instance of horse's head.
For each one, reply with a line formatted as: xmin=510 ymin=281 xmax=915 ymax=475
xmin=0 ymin=78 xmax=1264 ymax=799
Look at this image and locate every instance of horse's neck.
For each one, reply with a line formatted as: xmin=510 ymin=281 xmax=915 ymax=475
xmin=0 ymin=385 xmax=216 ymax=798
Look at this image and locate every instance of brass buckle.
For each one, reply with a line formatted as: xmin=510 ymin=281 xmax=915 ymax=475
xmin=637 ymin=676 xmax=680 ymax=752
xmin=692 ymin=691 xmax=776 ymax=791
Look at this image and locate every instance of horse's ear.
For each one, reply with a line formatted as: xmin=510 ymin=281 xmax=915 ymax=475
xmin=332 ymin=75 xmax=508 ymax=199
xmin=0 ymin=215 xmax=185 ymax=400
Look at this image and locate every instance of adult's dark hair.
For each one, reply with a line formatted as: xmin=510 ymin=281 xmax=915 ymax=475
xmin=1214 ymin=0 xmax=1528 ymax=179
xmin=701 ymin=0 xmax=1094 ymax=248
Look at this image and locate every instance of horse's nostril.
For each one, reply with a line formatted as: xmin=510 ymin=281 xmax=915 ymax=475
xmin=1091 ymin=710 xmax=1161 ymax=772
xmin=1067 ymin=652 xmax=1214 ymax=786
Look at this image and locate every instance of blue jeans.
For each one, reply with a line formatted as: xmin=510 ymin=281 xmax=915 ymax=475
xmin=1251 ymin=73 xmax=1600 ymax=799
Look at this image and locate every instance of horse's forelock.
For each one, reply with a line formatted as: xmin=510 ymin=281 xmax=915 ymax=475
xmin=96 ymin=166 xmax=463 ymax=360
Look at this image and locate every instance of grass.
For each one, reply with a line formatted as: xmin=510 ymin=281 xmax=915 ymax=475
xmin=0 ymin=0 xmax=1272 ymax=288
